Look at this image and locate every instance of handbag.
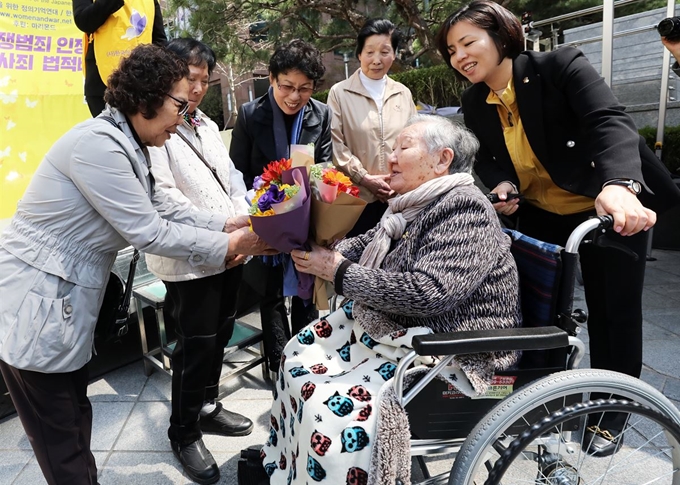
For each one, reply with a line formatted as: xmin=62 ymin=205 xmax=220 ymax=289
xmin=237 ymin=447 xmax=270 ymax=485
xmin=95 ymin=249 xmax=139 ymax=342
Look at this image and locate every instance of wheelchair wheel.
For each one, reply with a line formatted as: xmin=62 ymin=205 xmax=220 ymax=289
xmin=449 ymin=369 xmax=680 ymax=485
xmin=486 ymin=398 xmax=680 ymax=484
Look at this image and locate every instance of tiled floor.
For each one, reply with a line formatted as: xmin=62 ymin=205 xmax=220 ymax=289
xmin=2 ymin=250 xmax=680 ymax=484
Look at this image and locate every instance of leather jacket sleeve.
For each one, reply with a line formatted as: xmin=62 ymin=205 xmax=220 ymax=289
xmin=151 ymin=0 xmax=167 ymax=45
xmin=72 ymin=0 xmax=124 ymax=34
xmin=229 ymin=104 xmax=255 ymax=189
xmin=315 ymin=103 xmax=333 ymax=165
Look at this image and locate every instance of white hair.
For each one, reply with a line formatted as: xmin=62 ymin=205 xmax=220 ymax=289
xmin=406 ymin=114 xmax=480 ymax=174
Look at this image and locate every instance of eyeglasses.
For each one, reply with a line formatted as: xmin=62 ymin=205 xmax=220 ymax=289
xmin=276 ymin=82 xmax=314 ymax=97
xmin=166 ymin=93 xmax=190 ymax=116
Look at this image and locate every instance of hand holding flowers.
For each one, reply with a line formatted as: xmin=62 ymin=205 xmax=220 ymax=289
xmin=307 ymin=163 xmax=366 ymax=308
xmin=223 ymin=214 xmax=251 ymax=233
xmin=291 ymin=243 xmax=346 ymax=282
xmin=225 ymin=226 xmax=278 ymax=265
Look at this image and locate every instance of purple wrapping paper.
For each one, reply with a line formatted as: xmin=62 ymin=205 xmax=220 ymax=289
xmin=250 ymin=167 xmax=314 ymax=299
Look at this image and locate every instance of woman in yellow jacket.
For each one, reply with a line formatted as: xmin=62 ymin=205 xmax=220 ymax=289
xmin=327 ymin=18 xmax=417 ymax=236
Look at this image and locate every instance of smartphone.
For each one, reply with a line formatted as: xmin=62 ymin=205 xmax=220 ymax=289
xmin=486 ymin=192 xmax=523 ymax=204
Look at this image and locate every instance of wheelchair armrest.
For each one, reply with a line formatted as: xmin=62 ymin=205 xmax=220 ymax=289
xmin=411 ymin=326 xmax=569 ymax=356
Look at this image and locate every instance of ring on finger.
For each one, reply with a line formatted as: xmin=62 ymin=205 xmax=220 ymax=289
xmin=303 ymin=251 xmax=310 ymax=261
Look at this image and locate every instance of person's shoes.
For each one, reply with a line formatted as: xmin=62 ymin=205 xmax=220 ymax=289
xmin=200 ymin=401 xmax=254 ymax=436
xmin=582 ymin=425 xmax=624 ymax=457
xmin=171 ymin=438 xmax=219 ymax=485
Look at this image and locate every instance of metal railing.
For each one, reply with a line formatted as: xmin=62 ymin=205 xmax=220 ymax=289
xmin=525 ymin=0 xmax=676 ymax=158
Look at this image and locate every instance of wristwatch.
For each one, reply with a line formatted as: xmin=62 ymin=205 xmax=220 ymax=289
xmin=602 ymin=179 xmax=642 ymax=195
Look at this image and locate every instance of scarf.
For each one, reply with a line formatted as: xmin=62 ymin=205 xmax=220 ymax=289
xmin=183 ymin=110 xmax=201 ymax=128
xmin=359 ymin=173 xmax=475 ymax=270
xmin=268 ymin=86 xmax=304 ymax=160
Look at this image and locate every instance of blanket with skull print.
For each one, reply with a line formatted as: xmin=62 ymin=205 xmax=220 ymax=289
xmin=261 ymin=302 xmax=474 ymax=484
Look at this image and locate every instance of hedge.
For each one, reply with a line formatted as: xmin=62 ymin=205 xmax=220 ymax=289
xmin=640 ymin=125 xmax=680 ymax=174
xmin=312 ymin=64 xmax=469 ymax=108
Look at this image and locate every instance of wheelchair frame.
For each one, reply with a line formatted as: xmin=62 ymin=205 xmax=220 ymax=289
xmin=391 ymin=216 xmax=680 ymax=485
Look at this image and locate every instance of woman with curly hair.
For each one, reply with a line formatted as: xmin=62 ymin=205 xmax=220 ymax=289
xmin=230 ymin=39 xmax=332 ymax=377
xmin=0 ymin=44 xmax=273 ymax=485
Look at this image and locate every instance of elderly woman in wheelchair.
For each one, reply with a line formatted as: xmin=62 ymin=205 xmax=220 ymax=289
xmin=250 ymin=114 xmax=680 ymax=485
xmin=244 ymin=114 xmax=521 ymax=484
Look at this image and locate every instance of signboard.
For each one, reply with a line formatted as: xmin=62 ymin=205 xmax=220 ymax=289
xmin=0 ymin=0 xmax=89 ymax=219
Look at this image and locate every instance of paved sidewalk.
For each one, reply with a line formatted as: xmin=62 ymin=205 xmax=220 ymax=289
xmin=1 ymin=249 xmax=680 ymax=484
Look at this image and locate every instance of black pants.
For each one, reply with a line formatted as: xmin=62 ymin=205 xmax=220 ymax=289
xmin=259 ymin=264 xmax=318 ymax=372
xmin=163 ymin=266 xmax=243 ymax=446
xmin=346 ymin=200 xmax=388 ymax=238
xmin=518 ymin=203 xmax=646 ymax=380
xmin=0 ymin=360 xmax=98 ymax=485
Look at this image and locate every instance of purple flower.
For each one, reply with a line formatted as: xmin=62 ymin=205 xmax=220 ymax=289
xmin=253 ymin=176 xmax=265 ymax=190
xmin=258 ymin=185 xmax=286 ymax=212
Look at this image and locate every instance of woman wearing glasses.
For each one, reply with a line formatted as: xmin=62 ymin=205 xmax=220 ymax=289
xmin=327 ymin=18 xmax=417 ymax=236
xmin=0 ymin=44 xmax=273 ymax=485
xmin=230 ymin=39 xmax=332 ymax=376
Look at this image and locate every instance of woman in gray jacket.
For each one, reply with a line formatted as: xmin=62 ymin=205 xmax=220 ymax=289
xmin=0 ymin=44 xmax=271 ymax=485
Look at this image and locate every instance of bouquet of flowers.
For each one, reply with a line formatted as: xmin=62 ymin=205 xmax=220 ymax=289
xmin=309 ymin=163 xmax=366 ymax=309
xmin=309 ymin=164 xmax=360 ymax=203
xmin=249 ymin=159 xmax=305 ymax=218
xmin=249 ymin=158 xmax=313 ymax=299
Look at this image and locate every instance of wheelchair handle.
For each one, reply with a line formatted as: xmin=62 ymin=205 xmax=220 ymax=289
xmin=564 ymin=215 xmax=613 ymax=254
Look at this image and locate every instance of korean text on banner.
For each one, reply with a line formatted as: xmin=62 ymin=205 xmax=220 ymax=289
xmin=0 ymin=0 xmax=89 ymax=219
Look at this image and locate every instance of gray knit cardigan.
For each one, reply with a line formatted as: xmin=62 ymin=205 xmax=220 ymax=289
xmin=334 ymin=184 xmax=522 ymax=394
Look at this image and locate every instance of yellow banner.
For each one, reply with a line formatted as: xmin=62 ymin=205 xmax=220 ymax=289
xmin=0 ymin=0 xmax=89 ymax=219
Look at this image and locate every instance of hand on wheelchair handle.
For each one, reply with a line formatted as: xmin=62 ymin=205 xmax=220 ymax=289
xmin=595 ymin=185 xmax=656 ymax=236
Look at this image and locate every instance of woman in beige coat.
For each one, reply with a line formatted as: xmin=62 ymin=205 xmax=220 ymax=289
xmin=327 ymin=18 xmax=417 ymax=236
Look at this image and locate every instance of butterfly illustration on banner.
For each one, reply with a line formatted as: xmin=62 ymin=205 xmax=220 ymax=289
xmin=0 ymin=90 xmax=18 ymax=104
xmin=122 ymin=10 xmax=148 ymax=40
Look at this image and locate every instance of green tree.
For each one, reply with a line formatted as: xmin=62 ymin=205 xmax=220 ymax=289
xmin=167 ymin=0 xmax=474 ymax=68
xmin=167 ymin=0 xmax=670 ymax=79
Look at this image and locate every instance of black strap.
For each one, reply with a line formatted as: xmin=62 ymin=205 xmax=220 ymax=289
xmin=100 ymin=115 xmax=140 ymax=317
xmin=175 ymin=128 xmax=230 ymax=196
xmin=117 ymin=250 xmax=140 ymax=318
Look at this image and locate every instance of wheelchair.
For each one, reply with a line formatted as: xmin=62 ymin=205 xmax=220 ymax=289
xmin=391 ymin=215 xmax=680 ymax=484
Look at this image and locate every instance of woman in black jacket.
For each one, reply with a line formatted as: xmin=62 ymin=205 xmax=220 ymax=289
xmin=229 ymin=39 xmax=332 ymax=375
xmin=436 ymin=0 xmax=680 ymax=457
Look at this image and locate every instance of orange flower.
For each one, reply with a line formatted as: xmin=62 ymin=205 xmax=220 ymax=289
xmin=322 ymin=169 xmax=352 ymax=187
xmin=261 ymin=158 xmax=292 ymax=184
